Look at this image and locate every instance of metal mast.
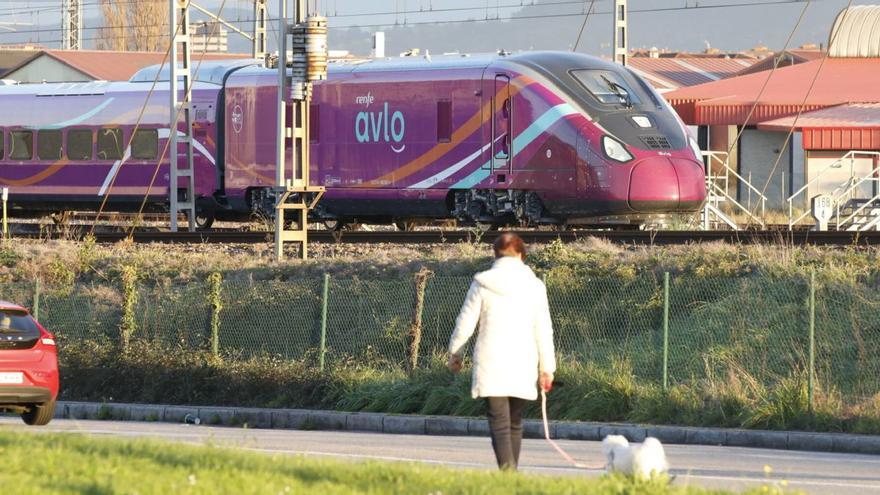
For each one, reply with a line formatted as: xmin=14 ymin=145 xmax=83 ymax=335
xmin=253 ymin=0 xmax=268 ymax=61
xmin=61 ymin=0 xmax=83 ymax=50
xmin=274 ymin=0 xmax=326 ymax=260
xmin=613 ymin=0 xmax=628 ymax=66
xmin=169 ymin=0 xmax=197 ymax=232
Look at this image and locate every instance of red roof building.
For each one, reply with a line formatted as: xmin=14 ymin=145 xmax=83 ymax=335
xmin=628 ymin=56 xmax=755 ymax=92
xmin=664 ymin=58 xmax=880 ymax=125
xmin=0 ymin=49 xmax=249 ymax=83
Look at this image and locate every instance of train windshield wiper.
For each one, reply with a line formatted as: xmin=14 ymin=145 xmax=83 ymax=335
xmin=600 ymin=74 xmax=633 ymax=109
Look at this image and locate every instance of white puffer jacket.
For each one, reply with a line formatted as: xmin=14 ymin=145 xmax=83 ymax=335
xmin=448 ymin=256 xmax=556 ymax=400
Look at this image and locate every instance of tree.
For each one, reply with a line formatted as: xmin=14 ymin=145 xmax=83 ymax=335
xmin=98 ymin=0 xmax=169 ymax=52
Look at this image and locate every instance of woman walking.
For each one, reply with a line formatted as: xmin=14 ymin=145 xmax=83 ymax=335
xmin=447 ymin=233 xmax=556 ymax=471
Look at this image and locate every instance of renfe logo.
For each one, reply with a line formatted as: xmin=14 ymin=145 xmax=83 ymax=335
xmin=355 ymin=92 xmax=375 ymax=107
xmin=231 ymin=105 xmax=243 ymax=134
xmin=355 ymin=101 xmax=406 ymax=153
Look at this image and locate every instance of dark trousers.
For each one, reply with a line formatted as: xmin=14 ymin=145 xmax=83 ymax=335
xmin=486 ymin=396 xmax=527 ymax=470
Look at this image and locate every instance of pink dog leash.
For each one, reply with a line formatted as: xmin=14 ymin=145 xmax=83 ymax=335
xmin=540 ymin=389 xmax=605 ymax=470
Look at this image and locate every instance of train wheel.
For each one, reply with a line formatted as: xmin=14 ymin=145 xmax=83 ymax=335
xmin=194 ymin=209 xmax=215 ymax=230
xmin=324 ymin=219 xmax=342 ymax=231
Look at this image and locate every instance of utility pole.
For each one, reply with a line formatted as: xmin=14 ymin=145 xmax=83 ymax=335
xmin=61 ymin=0 xmax=82 ymax=50
xmin=612 ymin=0 xmax=628 ymax=66
xmin=169 ymin=0 xmax=197 ymax=232
xmin=274 ymin=0 xmax=326 ymax=260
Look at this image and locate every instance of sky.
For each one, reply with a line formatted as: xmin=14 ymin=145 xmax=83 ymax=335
xmin=0 ymin=0 xmax=871 ymax=56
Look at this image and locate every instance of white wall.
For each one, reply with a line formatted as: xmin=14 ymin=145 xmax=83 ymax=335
xmin=4 ymin=55 xmax=92 ymax=83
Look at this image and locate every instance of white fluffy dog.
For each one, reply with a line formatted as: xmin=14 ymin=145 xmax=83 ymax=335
xmin=601 ymin=435 xmax=669 ymax=479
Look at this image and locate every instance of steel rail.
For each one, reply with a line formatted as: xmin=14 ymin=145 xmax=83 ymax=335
xmin=9 ymin=227 xmax=880 ymax=246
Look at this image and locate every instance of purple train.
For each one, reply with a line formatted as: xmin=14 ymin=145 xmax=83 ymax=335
xmin=0 ymin=52 xmax=706 ymax=228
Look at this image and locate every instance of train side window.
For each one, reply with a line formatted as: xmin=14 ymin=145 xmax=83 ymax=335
xmin=9 ymin=130 xmax=33 ymax=160
xmin=0 ymin=130 xmax=4 ymax=160
xmin=437 ymin=100 xmax=452 ymax=143
xmin=309 ymin=104 xmax=320 ymax=143
xmin=97 ymin=128 xmax=124 ymax=160
xmin=132 ymin=129 xmax=158 ymax=160
xmin=67 ymin=129 xmax=93 ymax=160
xmin=37 ymin=130 xmax=63 ymax=160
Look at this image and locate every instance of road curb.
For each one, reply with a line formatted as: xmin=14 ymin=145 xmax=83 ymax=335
xmin=56 ymin=401 xmax=880 ymax=455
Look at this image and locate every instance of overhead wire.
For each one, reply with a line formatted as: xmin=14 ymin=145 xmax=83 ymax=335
xmin=90 ymin=4 xmax=185 ymax=232
xmin=746 ymin=0 xmax=854 ymax=227
xmin=1 ymin=0 xmax=823 ymax=40
xmin=715 ymin=0 xmax=812 ymax=218
xmin=571 ymin=0 xmax=597 ymax=52
xmin=128 ymin=0 xmax=232 ymax=236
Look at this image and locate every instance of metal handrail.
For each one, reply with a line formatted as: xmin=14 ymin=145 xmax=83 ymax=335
xmin=701 ymin=151 xmax=767 ymax=227
xmin=834 ymin=164 xmax=880 ymax=230
xmin=710 ymin=182 xmax=765 ymax=226
xmin=787 ymin=151 xmax=880 ymax=229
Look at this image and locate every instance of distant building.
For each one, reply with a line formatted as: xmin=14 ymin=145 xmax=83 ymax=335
xmin=0 ymin=49 xmax=247 ymax=83
xmin=665 ymin=5 xmax=880 ymax=216
xmin=191 ymin=21 xmax=229 ymax=53
xmin=736 ymin=47 xmax=823 ymax=76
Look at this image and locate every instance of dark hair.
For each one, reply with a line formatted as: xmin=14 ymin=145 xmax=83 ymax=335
xmin=493 ymin=233 xmax=526 ymax=259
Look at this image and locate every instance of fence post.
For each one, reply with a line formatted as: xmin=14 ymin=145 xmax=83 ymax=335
xmin=319 ymin=273 xmax=330 ymax=372
xmin=407 ymin=268 xmax=432 ymax=374
xmin=808 ymin=270 xmax=816 ymax=412
xmin=33 ymin=277 xmax=41 ymax=321
xmin=119 ymin=265 xmax=138 ymax=350
xmin=208 ymin=272 xmax=223 ymax=358
xmin=662 ymin=272 xmax=670 ymax=390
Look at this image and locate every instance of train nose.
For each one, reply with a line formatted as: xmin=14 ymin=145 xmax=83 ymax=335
xmin=628 ymin=156 xmax=706 ymax=212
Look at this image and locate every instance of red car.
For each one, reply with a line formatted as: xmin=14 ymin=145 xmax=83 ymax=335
xmin=0 ymin=301 xmax=58 ymax=425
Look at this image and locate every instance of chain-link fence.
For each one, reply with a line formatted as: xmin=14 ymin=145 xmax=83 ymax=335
xmin=4 ymin=270 xmax=879 ymax=405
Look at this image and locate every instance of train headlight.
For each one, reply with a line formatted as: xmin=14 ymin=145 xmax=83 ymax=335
xmin=689 ymin=137 xmax=703 ymax=161
xmin=602 ymin=136 xmax=633 ymax=163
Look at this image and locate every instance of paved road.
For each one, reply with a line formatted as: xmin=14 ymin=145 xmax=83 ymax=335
xmin=3 ymin=418 xmax=880 ymax=494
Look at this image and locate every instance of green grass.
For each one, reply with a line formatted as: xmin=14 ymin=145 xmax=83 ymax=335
xmin=0 ymin=430 xmax=772 ymax=495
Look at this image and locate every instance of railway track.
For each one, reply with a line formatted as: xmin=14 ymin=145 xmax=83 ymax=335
xmin=8 ymin=224 xmax=880 ymax=246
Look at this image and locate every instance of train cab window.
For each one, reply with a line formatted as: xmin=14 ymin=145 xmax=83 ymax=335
xmin=437 ymin=100 xmax=452 ymax=143
xmin=309 ymin=104 xmax=320 ymax=144
xmin=571 ymin=69 xmax=641 ymax=107
xmin=37 ymin=130 xmax=63 ymax=160
xmin=67 ymin=129 xmax=93 ymax=160
xmin=131 ymin=129 xmax=158 ymax=160
xmin=9 ymin=131 xmax=33 ymax=160
xmin=97 ymin=128 xmax=124 ymax=160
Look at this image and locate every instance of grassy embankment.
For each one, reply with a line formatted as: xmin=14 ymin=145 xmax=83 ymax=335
xmin=2 ymin=238 xmax=880 ymax=433
xmin=0 ymin=430 xmax=781 ymax=495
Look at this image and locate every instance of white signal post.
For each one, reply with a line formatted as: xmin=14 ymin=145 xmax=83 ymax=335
xmin=613 ymin=0 xmax=628 ymax=66
xmin=253 ymin=0 xmax=268 ymax=61
xmin=169 ymin=0 xmax=197 ymax=232
xmin=1 ymin=187 xmax=8 ymax=238
xmin=274 ymin=0 xmax=326 ymax=261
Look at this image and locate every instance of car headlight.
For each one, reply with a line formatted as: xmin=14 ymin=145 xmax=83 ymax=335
xmin=602 ymin=136 xmax=633 ymax=163
xmin=689 ymin=137 xmax=703 ymax=161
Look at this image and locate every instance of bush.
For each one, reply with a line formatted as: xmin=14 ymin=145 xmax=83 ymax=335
xmin=58 ymin=340 xmax=880 ymax=434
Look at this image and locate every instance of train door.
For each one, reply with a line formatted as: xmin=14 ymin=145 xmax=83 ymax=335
xmin=491 ymin=74 xmax=512 ymax=176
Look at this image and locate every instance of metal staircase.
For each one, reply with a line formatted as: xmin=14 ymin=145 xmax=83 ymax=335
xmin=787 ymin=151 xmax=880 ymax=231
xmin=701 ymin=151 xmax=767 ymax=230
